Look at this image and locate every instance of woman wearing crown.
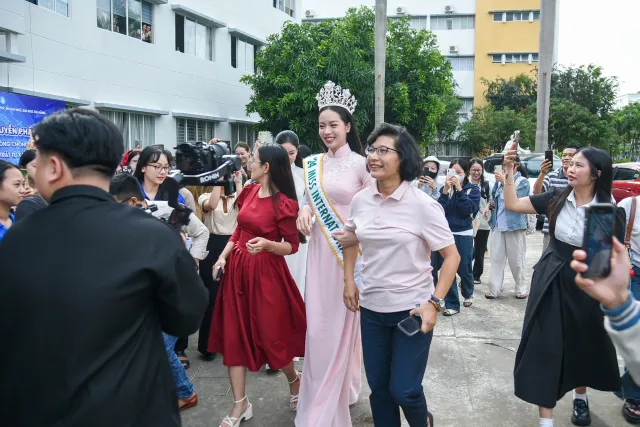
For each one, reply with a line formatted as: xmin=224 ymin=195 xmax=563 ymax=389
xmin=295 ymin=82 xmax=373 ymax=426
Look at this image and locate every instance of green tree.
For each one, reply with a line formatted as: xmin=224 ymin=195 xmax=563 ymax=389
xmin=549 ymin=99 xmax=616 ymax=150
xmin=614 ymin=102 xmax=640 ymax=159
xmin=434 ymin=95 xmax=463 ymax=145
xmin=481 ymin=73 xmax=537 ymax=113
xmin=241 ymin=8 xmax=457 ymax=152
xmin=551 ymin=64 xmax=619 ymax=119
xmin=458 ymin=105 xmax=536 ymax=156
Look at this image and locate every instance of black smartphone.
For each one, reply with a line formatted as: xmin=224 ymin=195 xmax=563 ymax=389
xmin=213 ymin=266 xmax=223 ymax=281
xmin=582 ymin=203 xmax=615 ymax=278
xmin=545 ymin=150 xmax=553 ymax=165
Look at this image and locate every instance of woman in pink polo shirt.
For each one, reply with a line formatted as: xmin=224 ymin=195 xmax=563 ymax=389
xmin=343 ymin=123 xmax=460 ymax=427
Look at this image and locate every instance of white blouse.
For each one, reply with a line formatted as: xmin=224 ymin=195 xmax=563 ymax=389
xmin=554 ymin=190 xmax=598 ymax=247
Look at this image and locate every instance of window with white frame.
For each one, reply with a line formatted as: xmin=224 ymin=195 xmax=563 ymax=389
xmin=100 ymin=110 xmax=155 ymax=150
xmin=231 ymin=124 xmax=255 ymax=148
xmin=391 ymin=16 xmax=428 ymax=30
xmin=176 ymin=118 xmax=216 ymax=143
xmin=492 ymin=53 xmax=539 ymax=64
xmin=175 ymin=15 xmax=213 ymax=60
xmin=230 ymin=37 xmax=256 ymax=72
xmin=97 ymin=0 xmax=153 ymax=43
xmin=430 ymin=15 xmax=474 ymax=30
xmin=493 ymin=10 xmax=540 ymax=22
xmin=459 ymin=98 xmax=474 ymax=117
xmin=273 ymin=0 xmax=294 ymax=17
xmin=447 ymin=56 xmax=474 ymax=71
xmin=26 ymin=0 xmax=69 ymax=17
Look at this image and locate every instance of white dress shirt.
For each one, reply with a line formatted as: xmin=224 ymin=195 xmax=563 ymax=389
xmin=554 ymin=190 xmax=598 ymax=247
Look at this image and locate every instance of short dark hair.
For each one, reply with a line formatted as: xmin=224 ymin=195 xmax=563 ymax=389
xmin=0 ymin=160 xmax=19 ymax=187
xmin=32 ymin=108 xmax=124 ymax=178
xmin=366 ymin=123 xmax=422 ymax=182
xmin=109 ymin=173 xmax=144 ymax=201
xmin=19 ymin=150 xmax=37 ymax=168
xmin=564 ymin=144 xmax=580 ymax=151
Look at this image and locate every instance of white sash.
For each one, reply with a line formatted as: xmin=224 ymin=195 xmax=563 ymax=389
xmin=303 ymin=154 xmax=364 ymax=288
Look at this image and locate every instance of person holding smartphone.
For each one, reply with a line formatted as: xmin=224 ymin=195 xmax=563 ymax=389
xmin=342 ymin=124 xmax=459 ymax=427
xmin=501 ymin=147 xmax=620 ymax=427
xmin=417 ymin=156 xmax=441 ymax=200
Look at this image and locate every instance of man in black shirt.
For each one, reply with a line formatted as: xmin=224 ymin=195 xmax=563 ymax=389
xmin=0 ymin=108 xmax=208 ymax=427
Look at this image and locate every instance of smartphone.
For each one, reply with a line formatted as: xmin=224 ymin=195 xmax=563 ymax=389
xmin=494 ymin=165 xmax=503 ymax=174
xmin=582 ymin=203 xmax=615 ymax=278
xmin=446 ymin=168 xmax=456 ymax=177
xmin=213 ymin=266 xmax=223 ymax=281
xmin=545 ymin=150 xmax=553 ymax=165
xmin=398 ymin=314 xmax=422 ymax=336
xmin=423 ymin=168 xmax=438 ymax=180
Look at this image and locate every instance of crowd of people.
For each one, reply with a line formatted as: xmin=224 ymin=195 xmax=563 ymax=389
xmin=0 ymin=80 xmax=639 ymax=427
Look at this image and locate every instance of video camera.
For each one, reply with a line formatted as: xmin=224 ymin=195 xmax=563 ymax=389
xmin=171 ymin=141 xmax=242 ymax=194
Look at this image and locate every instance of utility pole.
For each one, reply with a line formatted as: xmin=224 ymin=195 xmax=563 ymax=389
xmin=534 ymin=0 xmax=557 ymax=152
xmin=374 ymin=0 xmax=387 ymax=126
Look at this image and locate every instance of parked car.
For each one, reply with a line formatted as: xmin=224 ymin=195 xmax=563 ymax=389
xmin=612 ymin=162 xmax=640 ymax=202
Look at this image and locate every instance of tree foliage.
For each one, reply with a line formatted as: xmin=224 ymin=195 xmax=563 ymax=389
xmin=458 ymin=105 xmax=536 ymax=156
xmin=481 ymin=73 xmax=537 ymax=113
xmin=614 ymin=102 xmax=640 ymax=159
xmin=241 ymin=7 xmax=457 ymax=151
xmin=549 ymin=99 xmax=615 ymax=150
xmin=551 ymin=64 xmax=619 ymax=119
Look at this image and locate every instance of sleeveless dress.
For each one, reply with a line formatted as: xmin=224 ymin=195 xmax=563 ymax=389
xmin=295 ymin=144 xmax=373 ymax=427
xmin=208 ymin=184 xmax=306 ymax=371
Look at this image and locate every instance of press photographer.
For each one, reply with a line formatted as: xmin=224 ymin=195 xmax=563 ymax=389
xmin=0 ymin=108 xmax=208 ymax=427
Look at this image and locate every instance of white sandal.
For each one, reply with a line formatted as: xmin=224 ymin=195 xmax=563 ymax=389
xmin=219 ymin=395 xmax=253 ymax=427
xmin=289 ymin=370 xmax=302 ymax=411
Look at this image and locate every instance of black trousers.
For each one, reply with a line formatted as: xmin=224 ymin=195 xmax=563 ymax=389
xmin=472 ymin=229 xmax=490 ymax=280
xmin=197 ymin=234 xmax=231 ymax=355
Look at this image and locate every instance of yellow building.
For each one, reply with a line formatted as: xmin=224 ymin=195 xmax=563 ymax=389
xmin=474 ymin=0 xmax=541 ymax=105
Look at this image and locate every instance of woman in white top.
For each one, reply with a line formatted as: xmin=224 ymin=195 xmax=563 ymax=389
xmin=468 ymin=158 xmax=491 ymax=284
xmin=502 ymin=147 xmax=621 ymax=427
xmin=276 ymin=130 xmax=308 ymax=299
xmin=197 ymin=171 xmax=244 ymax=360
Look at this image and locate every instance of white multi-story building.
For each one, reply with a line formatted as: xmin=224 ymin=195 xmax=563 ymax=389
xmin=616 ymin=92 xmax=640 ymax=109
xmin=0 ymin=0 xmax=300 ymax=150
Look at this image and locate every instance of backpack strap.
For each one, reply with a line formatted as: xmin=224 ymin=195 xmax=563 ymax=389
xmin=625 ymin=196 xmax=637 ymax=249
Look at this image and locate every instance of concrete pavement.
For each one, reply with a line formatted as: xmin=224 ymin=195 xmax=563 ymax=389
xmin=181 ymin=233 xmax=628 ymax=427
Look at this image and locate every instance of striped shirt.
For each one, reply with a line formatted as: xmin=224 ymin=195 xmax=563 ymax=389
xmin=541 ymin=167 xmax=568 ymax=234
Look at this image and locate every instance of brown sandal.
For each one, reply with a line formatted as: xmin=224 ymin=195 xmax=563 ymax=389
xmin=179 ymin=392 xmax=198 ymax=412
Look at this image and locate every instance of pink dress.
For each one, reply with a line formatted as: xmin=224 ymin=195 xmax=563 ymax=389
xmin=295 ymin=144 xmax=372 ymax=427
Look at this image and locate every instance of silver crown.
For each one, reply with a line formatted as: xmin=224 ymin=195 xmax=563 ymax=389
xmin=316 ymin=81 xmax=357 ymax=114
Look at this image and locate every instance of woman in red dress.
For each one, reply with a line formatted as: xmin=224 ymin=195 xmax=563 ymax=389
xmin=209 ymin=144 xmax=307 ymax=427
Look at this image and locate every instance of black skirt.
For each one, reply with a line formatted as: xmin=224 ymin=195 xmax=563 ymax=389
xmin=513 ymin=238 xmax=620 ymax=408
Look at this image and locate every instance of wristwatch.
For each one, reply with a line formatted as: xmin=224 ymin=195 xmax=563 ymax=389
xmin=428 ymin=295 xmax=445 ymax=312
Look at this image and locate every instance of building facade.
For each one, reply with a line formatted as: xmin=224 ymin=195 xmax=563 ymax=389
xmin=616 ymin=93 xmax=640 ymax=109
xmin=0 ymin=0 xmax=300 ymax=151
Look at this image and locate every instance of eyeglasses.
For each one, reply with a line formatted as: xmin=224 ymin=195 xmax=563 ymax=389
xmin=365 ymin=146 xmax=399 ymax=156
xmin=147 ymin=163 xmax=170 ymax=173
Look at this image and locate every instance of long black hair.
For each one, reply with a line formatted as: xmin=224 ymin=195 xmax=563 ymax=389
xmin=243 ymin=144 xmax=306 ymax=244
xmin=449 ymin=158 xmax=470 ymax=187
xmin=548 ymin=147 xmax=613 ymax=234
xmin=319 ymin=106 xmax=363 ymax=155
xmin=133 ymin=146 xmax=174 ymax=199
xmin=469 ymin=157 xmax=490 ymax=201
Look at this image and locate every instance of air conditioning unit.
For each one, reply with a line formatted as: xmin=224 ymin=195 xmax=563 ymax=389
xmin=449 ymin=46 xmax=459 ymax=53
xmin=305 ymin=9 xmax=316 ymax=17
xmin=396 ymin=6 xmax=408 ymax=14
xmin=445 ymin=5 xmax=456 ymax=14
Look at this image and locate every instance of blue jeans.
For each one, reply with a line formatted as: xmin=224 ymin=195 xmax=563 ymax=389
xmin=360 ymin=307 xmax=433 ymax=427
xmin=615 ymin=265 xmax=640 ymax=400
xmin=163 ymin=333 xmax=195 ymax=399
xmin=444 ymin=234 xmax=474 ymax=311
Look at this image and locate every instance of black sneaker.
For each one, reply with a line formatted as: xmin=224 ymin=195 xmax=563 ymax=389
xmin=571 ymin=398 xmax=591 ymax=426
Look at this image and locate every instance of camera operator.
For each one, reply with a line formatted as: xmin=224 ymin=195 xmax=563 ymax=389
xmin=571 ymin=238 xmax=640 ymax=422
xmin=0 ymin=108 xmax=208 ymax=427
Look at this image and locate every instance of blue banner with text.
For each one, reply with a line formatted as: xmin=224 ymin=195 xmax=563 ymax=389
xmin=0 ymin=92 xmax=66 ymax=164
